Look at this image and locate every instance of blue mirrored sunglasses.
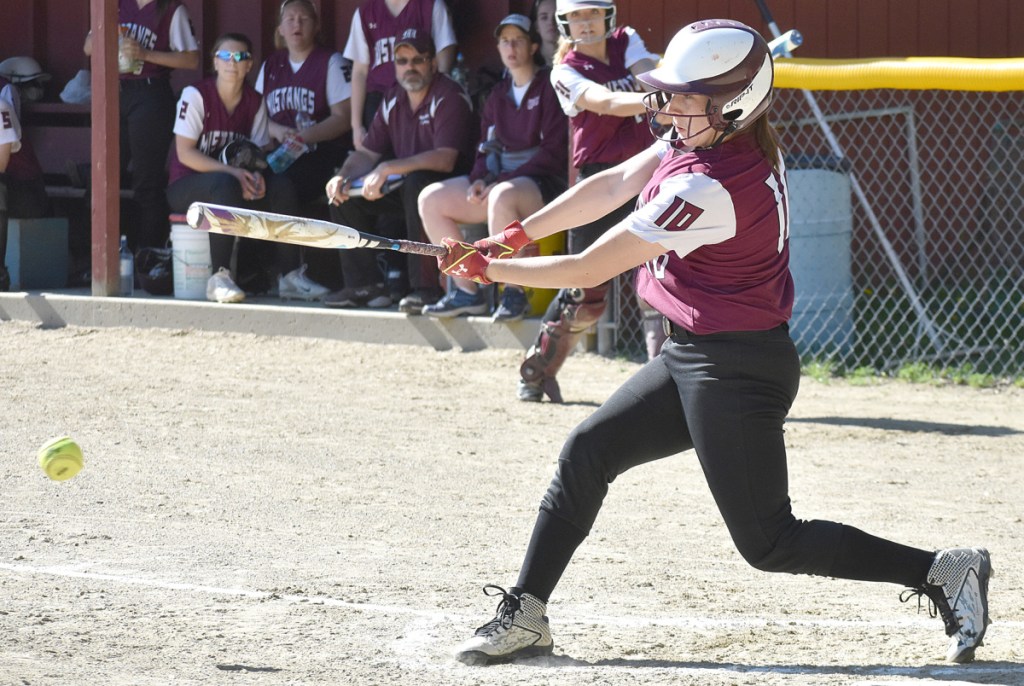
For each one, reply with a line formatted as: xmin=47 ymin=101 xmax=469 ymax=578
xmin=215 ymin=50 xmax=252 ymax=62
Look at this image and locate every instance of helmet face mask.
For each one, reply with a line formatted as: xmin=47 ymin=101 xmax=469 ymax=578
xmin=638 ymin=20 xmax=774 ymax=150
xmin=555 ymin=0 xmax=616 ymax=43
xmin=643 ymin=91 xmax=718 ymax=152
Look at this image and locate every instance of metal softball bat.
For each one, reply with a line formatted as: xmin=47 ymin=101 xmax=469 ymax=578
xmin=185 ymin=202 xmax=448 ymax=257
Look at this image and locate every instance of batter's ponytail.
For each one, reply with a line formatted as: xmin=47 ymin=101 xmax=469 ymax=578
xmin=753 ymin=116 xmax=783 ymax=173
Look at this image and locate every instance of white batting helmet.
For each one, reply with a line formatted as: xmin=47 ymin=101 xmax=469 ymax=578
xmin=638 ymin=20 xmax=774 ymax=149
xmin=0 ymin=56 xmax=51 ymax=84
xmin=555 ymin=0 xmax=616 ymax=42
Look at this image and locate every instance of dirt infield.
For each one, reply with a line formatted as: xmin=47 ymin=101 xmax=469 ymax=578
xmin=1 ymin=321 xmax=1022 ymax=685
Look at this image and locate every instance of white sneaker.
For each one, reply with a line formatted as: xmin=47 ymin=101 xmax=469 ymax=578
xmin=206 ymin=268 xmax=245 ymax=303
xmin=902 ymin=547 xmax=992 ymax=663
xmin=454 ymin=585 xmax=553 ymax=665
xmin=279 ymin=264 xmax=329 ymax=302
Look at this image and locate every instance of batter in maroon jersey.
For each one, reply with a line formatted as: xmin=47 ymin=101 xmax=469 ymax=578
xmin=440 ymin=20 xmax=992 ymax=667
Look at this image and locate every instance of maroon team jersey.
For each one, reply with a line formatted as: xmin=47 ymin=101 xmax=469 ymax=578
xmin=0 ymin=77 xmax=43 ymax=182
xmin=555 ymin=28 xmax=651 ymax=168
xmin=262 ymin=46 xmax=335 ymax=127
xmin=359 ymin=0 xmax=436 ymax=95
xmin=363 ymin=74 xmax=474 ymax=171
xmin=118 ymin=0 xmax=185 ymax=80
xmin=469 ymin=68 xmax=567 ymax=184
xmin=167 ymin=77 xmax=266 ymax=184
xmin=631 ymin=135 xmax=794 ymax=334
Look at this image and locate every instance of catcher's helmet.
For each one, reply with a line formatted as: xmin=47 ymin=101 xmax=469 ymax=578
xmin=638 ymin=20 xmax=773 ymax=150
xmin=0 ymin=56 xmax=51 ymax=84
xmin=554 ymin=0 xmax=616 ymax=42
xmin=219 ymin=138 xmax=268 ymax=172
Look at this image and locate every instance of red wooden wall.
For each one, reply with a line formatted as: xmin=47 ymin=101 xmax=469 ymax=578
xmin=2 ymin=0 xmax=1021 ymax=104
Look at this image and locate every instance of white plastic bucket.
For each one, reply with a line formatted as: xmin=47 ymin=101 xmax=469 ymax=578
xmin=170 ymin=220 xmax=211 ymax=300
xmin=787 ymin=168 xmax=855 ymax=354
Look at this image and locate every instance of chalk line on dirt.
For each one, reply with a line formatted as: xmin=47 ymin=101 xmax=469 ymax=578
xmin=3 ymin=560 xmax=1022 ymax=633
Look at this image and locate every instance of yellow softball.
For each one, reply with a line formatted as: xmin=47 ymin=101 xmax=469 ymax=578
xmin=37 ymin=436 xmax=84 ymax=482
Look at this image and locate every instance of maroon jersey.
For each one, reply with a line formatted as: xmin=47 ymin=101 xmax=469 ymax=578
xmin=469 ymin=68 xmax=567 ymax=184
xmin=118 ymin=0 xmax=193 ymax=80
xmin=363 ymin=74 xmax=474 ymax=171
xmin=354 ymin=0 xmax=439 ymax=94
xmin=261 ymin=46 xmax=334 ymax=127
xmin=168 ymin=77 xmax=269 ymax=184
xmin=0 ymin=77 xmax=42 ymax=182
xmin=630 ymin=136 xmax=794 ymax=334
xmin=553 ymin=27 xmax=653 ymax=168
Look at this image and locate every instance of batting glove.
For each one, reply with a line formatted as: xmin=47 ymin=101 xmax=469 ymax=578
xmin=440 ymin=238 xmax=493 ymax=284
xmin=473 ymin=220 xmax=531 ymax=260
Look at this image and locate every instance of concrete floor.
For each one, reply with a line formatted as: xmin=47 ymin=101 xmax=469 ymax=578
xmin=0 ymin=288 xmax=535 ymax=352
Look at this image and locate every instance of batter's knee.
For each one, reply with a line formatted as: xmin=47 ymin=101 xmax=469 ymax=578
xmin=735 ymin=519 xmax=842 ymax=576
xmin=540 ymin=419 xmax=621 ymax=526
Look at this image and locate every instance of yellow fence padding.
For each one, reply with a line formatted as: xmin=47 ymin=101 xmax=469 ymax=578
xmin=773 ymin=57 xmax=1024 ymax=92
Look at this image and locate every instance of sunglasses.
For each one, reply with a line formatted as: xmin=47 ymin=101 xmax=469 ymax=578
xmin=215 ymin=50 xmax=252 ymax=63
xmin=394 ymin=56 xmax=429 ymax=66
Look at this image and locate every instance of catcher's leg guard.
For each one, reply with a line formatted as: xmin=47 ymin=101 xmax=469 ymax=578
xmin=519 ymin=284 xmax=610 ymax=403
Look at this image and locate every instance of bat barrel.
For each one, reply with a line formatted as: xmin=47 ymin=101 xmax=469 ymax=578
xmin=769 ymin=29 xmax=803 ymax=57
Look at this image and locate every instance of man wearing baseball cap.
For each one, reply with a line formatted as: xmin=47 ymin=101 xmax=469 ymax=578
xmin=323 ymin=28 xmax=475 ymax=311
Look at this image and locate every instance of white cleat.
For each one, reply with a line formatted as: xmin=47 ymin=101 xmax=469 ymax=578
xmin=279 ymin=264 xmax=330 ymax=301
xmin=206 ymin=267 xmax=245 ymax=303
xmin=902 ymin=547 xmax=992 ymax=663
xmin=454 ymin=585 xmax=553 ymax=666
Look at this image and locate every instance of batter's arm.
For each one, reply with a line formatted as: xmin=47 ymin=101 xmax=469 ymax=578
xmin=520 ymin=146 xmax=660 ymax=242
xmin=488 ymin=223 xmax=663 ymax=289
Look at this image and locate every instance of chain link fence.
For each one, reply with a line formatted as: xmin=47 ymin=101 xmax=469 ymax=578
xmin=606 ymin=87 xmax=1024 ymax=381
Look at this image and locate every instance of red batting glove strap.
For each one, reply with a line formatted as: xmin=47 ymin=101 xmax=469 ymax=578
xmin=473 ymin=220 xmax=531 ymax=259
xmin=439 ymin=238 xmax=493 ymax=285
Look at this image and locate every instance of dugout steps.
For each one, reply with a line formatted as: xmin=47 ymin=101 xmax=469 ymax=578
xmin=0 ymin=289 xmax=536 ymax=352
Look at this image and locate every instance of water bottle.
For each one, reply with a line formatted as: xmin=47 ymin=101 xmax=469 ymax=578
xmin=118 ymin=26 xmax=143 ymax=75
xmin=267 ymin=136 xmax=309 ymax=174
xmin=294 ymin=111 xmax=317 ymax=152
xmin=450 ymin=52 xmax=469 ymax=92
xmin=119 ymin=235 xmax=134 ymax=297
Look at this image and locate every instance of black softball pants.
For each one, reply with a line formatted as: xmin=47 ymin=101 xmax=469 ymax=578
xmin=330 ymin=169 xmax=451 ymax=291
xmin=517 ymin=326 xmax=935 ymax=601
xmin=167 ymin=171 xmax=300 ymax=273
xmin=120 ymin=78 xmax=176 ymax=250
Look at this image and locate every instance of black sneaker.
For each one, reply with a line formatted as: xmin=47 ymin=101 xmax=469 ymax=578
xmin=323 ymin=283 xmax=392 ymax=309
xmin=493 ymin=286 xmax=528 ymax=322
